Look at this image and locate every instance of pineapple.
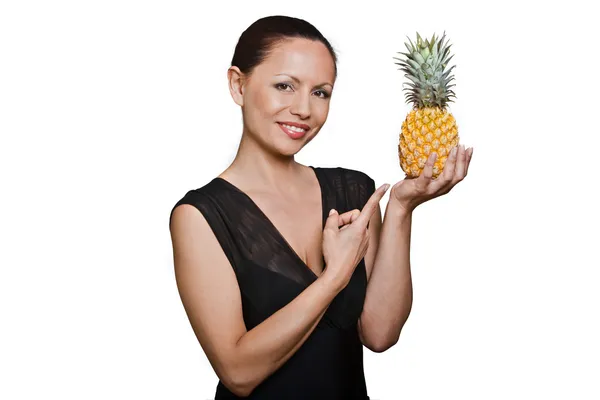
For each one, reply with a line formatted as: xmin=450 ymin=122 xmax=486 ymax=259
xmin=394 ymin=31 xmax=459 ymax=178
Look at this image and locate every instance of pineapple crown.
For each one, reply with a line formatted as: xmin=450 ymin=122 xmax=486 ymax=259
xmin=393 ymin=31 xmax=456 ymax=109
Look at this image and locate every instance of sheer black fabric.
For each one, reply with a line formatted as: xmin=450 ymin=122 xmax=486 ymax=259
xmin=169 ymin=166 xmax=376 ymax=400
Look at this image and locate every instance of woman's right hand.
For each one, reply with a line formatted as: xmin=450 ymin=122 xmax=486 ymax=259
xmin=321 ymin=183 xmax=390 ymax=290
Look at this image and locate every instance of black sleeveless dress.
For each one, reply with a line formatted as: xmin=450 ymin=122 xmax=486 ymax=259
xmin=170 ymin=166 xmax=376 ymax=399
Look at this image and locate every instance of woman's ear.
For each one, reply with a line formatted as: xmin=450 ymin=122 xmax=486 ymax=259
xmin=227 ymin=66 xmax=245 ymax=107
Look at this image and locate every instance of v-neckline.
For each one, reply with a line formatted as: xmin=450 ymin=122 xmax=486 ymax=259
xmin=213 ymin=165 xmax=326 ymax=280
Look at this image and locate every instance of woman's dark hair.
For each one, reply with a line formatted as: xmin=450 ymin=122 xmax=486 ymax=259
xmin=231 ymin=15 xmax=338 ymax=79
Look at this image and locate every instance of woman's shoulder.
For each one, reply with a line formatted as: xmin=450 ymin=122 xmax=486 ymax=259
xmin=168 ymin=178 xmax=225 ymax=227
xmin=314 ymin=165 xmax=375 ymax=187
xmin=171 ymin=179 xmax=216 ymax=203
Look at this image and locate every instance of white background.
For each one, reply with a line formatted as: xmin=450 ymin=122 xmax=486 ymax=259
xmin=2 ymin=1 xmax=599 ymax=399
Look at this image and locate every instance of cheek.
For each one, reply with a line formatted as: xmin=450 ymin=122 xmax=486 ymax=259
xmin=314 ymin=102 xmax=330 ymax=120
xmin=251 ymin=88 xmax=285 ymax=118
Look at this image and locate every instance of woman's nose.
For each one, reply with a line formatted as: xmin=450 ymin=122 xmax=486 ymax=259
xmin=290 ymin=92 xmax=311 ymax=118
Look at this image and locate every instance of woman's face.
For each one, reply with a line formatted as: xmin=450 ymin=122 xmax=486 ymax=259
xmin=230 ymin=38 xmax=336 ymax=155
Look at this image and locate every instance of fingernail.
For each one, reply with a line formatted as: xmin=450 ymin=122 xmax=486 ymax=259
xmin=383 ymin=184 xmax=390 ymax=191
xmin=329 ymin=208 xmax=336 ymax=216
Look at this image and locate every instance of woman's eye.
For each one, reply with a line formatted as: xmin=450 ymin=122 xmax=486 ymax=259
xmin=315 ymin=90 xmax=330 ymax=99
xmin=276 ymin=83 xmax=292 ymax=91
xmin=276 ymin=83 xmax=330 ymax=99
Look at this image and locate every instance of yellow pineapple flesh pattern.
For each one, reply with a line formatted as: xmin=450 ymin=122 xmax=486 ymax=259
xmin=398 ymin=107 xmax=459 ymax=179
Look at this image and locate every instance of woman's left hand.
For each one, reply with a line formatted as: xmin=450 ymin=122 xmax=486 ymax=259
xmin=390 ymin=144 xmax=473 ymax=213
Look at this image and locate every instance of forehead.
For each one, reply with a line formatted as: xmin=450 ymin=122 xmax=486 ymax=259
xmin=257 ymin=38 xmax=335 ymax=82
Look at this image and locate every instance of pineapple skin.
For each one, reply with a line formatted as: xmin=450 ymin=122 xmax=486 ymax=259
xmin=398 ymin=106 xmax=459 ymax=178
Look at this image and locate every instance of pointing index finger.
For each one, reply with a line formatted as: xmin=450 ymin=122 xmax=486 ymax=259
xmin=355 ymin=183 xmax=389 ymax=228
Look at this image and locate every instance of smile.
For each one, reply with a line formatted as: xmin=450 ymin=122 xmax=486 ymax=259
xmin=278 ymin=123 xmax=307 ymax=139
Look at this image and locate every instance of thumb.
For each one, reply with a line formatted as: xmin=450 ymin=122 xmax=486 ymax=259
xmin=324 ymin=208 xmax=339 ymax=231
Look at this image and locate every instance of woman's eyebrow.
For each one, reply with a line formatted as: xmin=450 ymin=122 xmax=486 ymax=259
xmin=275 ymin=74 xmax=333 ymax=89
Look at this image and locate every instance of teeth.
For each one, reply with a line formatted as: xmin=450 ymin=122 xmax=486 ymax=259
xmin=282 ymin=123 xmax=306 ymax=132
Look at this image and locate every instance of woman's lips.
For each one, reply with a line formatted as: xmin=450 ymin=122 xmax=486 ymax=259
xmin=278 ymin=122 xmax=307 ymax=139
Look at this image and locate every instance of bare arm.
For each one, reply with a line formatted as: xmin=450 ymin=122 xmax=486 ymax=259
xmin=232 ymin=273 xmax=340 ymax=395
xmin=359 ymin=201 xmax=413 ymax=352
xmin=170 ymin=204 xmax=343 ymax=397
xmin=359 ymin=146 xmax=472 ymax=352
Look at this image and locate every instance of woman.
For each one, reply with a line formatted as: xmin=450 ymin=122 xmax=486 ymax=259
xmin=169 ymin=15 xmax=472 ymax=400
